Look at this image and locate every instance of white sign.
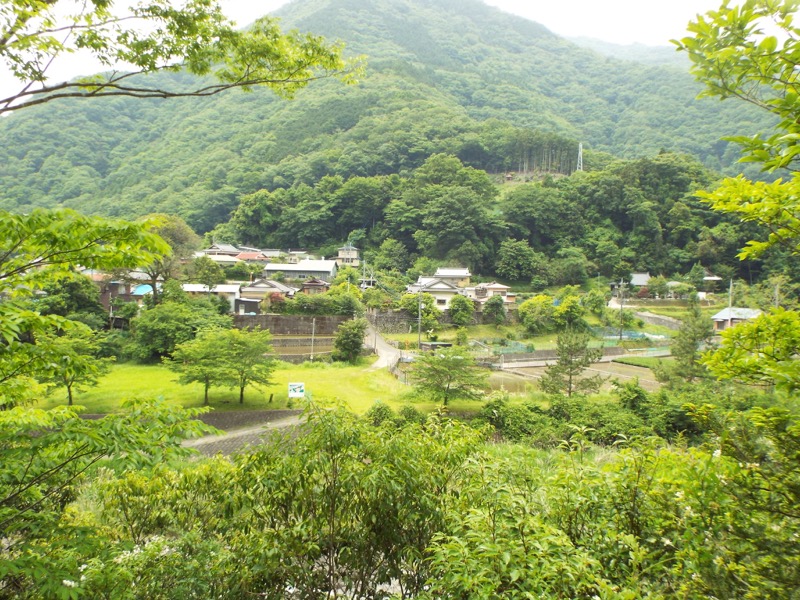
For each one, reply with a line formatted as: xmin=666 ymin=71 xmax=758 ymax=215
xmin=288 ymin=382 xmax=305 ymax=398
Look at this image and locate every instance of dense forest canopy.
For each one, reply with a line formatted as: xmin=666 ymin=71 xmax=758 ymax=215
xmin=0 ymin=0 xmax=775 ymax=239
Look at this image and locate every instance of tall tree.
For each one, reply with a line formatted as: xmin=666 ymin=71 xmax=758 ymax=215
xmin=138 ymin=214 xmax=200 ymax=305
xmin=666 ymin=295 xmax=713 ymax=384
xmin=482 ymin=295 xmax=507 ymax=327
xmin=540 ymin=329 xmax=604 ymax=397
xmin=448 ymin=294 xmax=475 ymax=327
xmin=40 ymin=326 xmax=113 ymax=405
xmin=675 ymin=0 xmax=800 ymax=259
xmin=166 ymin=328 xmax=231 ymax=405
xmin=0 ymin=209 xmax=167 ymax=407
xmin=220 ymin=328 xmax=276 ymax=403
xmin=410 ymin=347 xmax=488 ymax=405
xmin=332 ymin=318 xmax=368 ymax=364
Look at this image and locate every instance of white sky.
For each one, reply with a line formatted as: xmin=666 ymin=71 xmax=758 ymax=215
xmin=221 ymin=0 xmax=722 ymax=46
xmin=2 ymin=0 xmax=723 ymax=102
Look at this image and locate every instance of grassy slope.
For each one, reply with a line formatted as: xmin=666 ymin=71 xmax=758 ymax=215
xmin=39 ymin=360 xmax=408 ymax=415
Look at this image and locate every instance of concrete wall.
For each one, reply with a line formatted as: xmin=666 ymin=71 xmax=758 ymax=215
xmin=634 ymin=311 xmax=682 ymax=331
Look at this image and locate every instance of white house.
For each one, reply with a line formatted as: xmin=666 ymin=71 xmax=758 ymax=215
xmin=407 ymin=277 xmax=463 ymax=310
xmin=433 ymin=267 xmax=471 ymax=287
xmin=462 ymin=282 xmax=516 ymax=310
xmin=263 ymin=259 xmax=338 ymax=281
xmin=240 ymin=279 xmax=297 ymax=301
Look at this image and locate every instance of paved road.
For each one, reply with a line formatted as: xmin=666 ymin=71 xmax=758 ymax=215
xmin=365 ymin=322 xmax=402 ymax=371
xmin=183 ymin=413 xmax=303 ymax=457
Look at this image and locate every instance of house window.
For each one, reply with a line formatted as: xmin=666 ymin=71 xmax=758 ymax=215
xmin=437 ymin=298 xmax=446 ymax=305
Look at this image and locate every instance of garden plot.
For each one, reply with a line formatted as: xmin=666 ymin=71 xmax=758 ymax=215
xmin=512 ymin=362 xmax=661 ymax=392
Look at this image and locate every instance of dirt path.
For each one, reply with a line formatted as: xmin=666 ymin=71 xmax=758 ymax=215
xmin=184 ymin=413 xmax=304 ymax=456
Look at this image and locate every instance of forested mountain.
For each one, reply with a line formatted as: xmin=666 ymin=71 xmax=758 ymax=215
xmin=0 ymin=0 xmax=772 ymax=247
xmin=569 ymin=38 xmax=689 ymax=67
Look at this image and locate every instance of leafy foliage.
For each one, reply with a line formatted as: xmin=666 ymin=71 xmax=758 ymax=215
xmin=332 ymin=318 xmax=368 ymax=363
xmin=410 ymin=346 xmax=488 ymax=405
xmin=447 ymin=293 xmax=474 ymax=327
xmin=540 ymin=329 xmax=604 ymax=397
xmin=0 ymin=0 xmax=357 ymax=114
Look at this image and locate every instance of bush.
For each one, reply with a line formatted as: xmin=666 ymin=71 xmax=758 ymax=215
xmin=478 ymin=397 xmax=560 ymax=446
xmin=398 ymin=405 xmax=426 ymax=425
xmin=365 ymin=401 xmax=396 ymax=426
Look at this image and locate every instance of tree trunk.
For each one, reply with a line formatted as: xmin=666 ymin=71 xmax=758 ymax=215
xmin=239 ymin=384 xmax=245 ymax=404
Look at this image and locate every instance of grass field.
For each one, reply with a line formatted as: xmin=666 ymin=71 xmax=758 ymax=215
xmin=39 ymin=360 xmax=409 ymax=415
xmin=613 ymin=356 xmax=673 ymax=369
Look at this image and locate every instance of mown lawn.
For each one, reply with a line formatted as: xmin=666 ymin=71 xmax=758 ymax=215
xmin=39 ymin=360 xmax=409 ymax=415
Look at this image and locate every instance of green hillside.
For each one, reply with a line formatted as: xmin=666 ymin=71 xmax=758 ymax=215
xmin=0 ymin=0 xmax=772 ymax=235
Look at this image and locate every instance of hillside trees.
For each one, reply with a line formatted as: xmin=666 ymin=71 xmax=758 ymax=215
xmin=0 ymin=0 xmax=357 ymax=115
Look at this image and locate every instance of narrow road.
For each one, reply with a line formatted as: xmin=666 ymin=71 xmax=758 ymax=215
xmin=364 ymin=322 xmax=402 ymax=371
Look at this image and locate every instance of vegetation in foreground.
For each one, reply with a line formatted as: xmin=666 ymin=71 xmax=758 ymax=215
xmin=5 ymin=0 xmax=800 ymax=598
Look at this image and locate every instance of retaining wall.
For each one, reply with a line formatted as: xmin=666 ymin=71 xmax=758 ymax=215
xmin=233 ymin=314 xmax=349 ymax=335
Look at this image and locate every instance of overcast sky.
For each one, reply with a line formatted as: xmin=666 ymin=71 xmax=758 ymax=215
xmin=221 ymin=0 xmax=722 ymax=46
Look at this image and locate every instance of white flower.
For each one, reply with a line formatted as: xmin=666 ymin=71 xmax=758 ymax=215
xmin=713 ymin=448 xmax=722 ymax=458
xmin=62 ymin=580 xmax=77 ymax=588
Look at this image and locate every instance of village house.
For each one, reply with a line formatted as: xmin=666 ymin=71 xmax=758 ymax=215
xmin=299 ymin=277 xmax=332 ymax=295
xmin=181 ymin=283 xmax=242 ymax=313
xmin=194 ymin=250 xmax=242 ymax=267
xmin=433 ymin=267 xmax=471 ymax=287
xmin=336 ymin=244 xmax=360 ymax=267
xmin=462 ymin=282 xmax=516 ymax=311
xmin=406 ymin=277 xmax=463 ymax=310
xmin=240 ymin=278 xmax=297 ymax=301
xmin=711 ymin=307 xmax=763 ymax=332
xmin=263 ymin=259 xmax=338 ymax=282
xmin=202 ymin=243 xmax=241 ymax=256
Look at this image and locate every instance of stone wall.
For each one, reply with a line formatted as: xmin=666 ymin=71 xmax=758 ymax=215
xmin=367 ymin=308 xmax=518 ymax=333
xmin=233 ymin=314 xmax=349 ymax=335
xmin=634 ymin=311 xmax=682 ymax=331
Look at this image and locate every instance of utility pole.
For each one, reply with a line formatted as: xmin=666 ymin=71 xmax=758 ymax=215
xmin=417 ymin=290 xmax=422 ymax=349
xmin=728 ymin=278 xmax=733 ymax=329
xmin=311 ymin=317 xmax=316 ymax=362
xmin=618 ymin=279 xmax=625 ymax=341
